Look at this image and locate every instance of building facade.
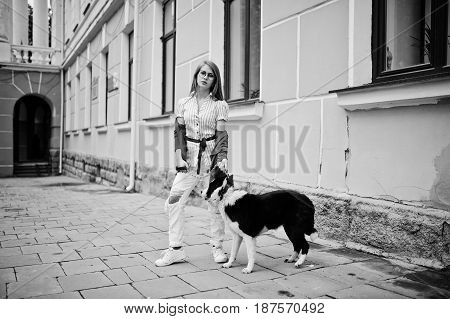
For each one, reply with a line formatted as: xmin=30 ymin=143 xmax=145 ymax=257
xmin=0 ymin=0 xmax=63 ymax=176
xmin=1 ymin=0 xmax=449 ymax=268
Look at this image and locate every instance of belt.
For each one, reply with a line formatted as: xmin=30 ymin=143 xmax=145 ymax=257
xmin=186 ymin=135 xmax=215 ymax=174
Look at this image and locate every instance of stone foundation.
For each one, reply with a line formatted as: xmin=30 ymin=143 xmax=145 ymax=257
xmin=62 ymin=151 xmax=450 ymax=269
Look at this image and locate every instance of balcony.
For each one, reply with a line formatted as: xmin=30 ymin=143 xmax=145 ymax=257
xmin=11 ymin=45 xmax=61 ymax=66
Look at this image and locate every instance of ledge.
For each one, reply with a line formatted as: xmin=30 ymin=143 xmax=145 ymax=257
xmin=114 ymin=122 xmax=131 ymax=132
xmin=142 ymin=114 xmax=173 ymax=127
xmin=95 ymin=126 xmax=108 ymax=134
xmin=228 ymin=100 xmax=264 ymax=121
xmin=334 ymin=77 xmax=450 ymax=111
xmin=82 ymin=128 xmax=91 ymax=135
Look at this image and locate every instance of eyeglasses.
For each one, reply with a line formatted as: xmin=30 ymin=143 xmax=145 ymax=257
xmin=199 ymin=70 xmax=215 ymax=80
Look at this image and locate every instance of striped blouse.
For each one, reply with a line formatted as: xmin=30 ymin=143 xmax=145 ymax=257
xmin=175 ymin=94 xmax=229 ymax=175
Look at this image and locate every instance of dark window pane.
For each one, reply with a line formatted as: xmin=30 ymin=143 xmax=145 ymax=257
xmin=164 ymin=0 xmax=174 ymax=34
xmin=164 ymin=38 xmax=174 ymax=113
xmin=129 ymin=31 xmax=134 ymax=61
xmin=229 ymin=0 xmax=245 ymax=100
xmin=249 ymin=0 xmax=261 ymax=99
xmin=385 ymin=0 xmax=431 ymax=71
xmin=447 ymin=2 xmax=450 ymax=65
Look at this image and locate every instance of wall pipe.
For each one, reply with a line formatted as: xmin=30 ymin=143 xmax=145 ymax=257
xmin=126 ymin=0 xmax=139 ymax=192
xmin=58 ymin=0 xmax=65 ymax=175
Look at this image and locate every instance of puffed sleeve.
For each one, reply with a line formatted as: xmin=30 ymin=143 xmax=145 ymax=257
xmin=216 ymin=100 xmax=229 ymax=122
xmin=175 ymin=97 xmax=187 ymax=119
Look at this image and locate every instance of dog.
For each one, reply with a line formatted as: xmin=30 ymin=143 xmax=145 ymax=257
xmin=203 ymin=166 xmax=318 ymax=274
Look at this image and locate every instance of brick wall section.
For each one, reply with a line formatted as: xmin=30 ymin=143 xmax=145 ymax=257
xmin=62 ymin=151 xmax=450 ymax=269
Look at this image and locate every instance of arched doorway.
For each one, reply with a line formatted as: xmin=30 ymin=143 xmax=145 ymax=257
xmin=13 ymin=95 xmax=52 ymax=176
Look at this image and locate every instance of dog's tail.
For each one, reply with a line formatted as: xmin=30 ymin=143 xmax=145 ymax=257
xmin=307 ymin=228 xmax=318 ymax=242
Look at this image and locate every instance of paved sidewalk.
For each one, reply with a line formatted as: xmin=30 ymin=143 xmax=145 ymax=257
xmin=0 ymin=176 xmax=449 ymax=299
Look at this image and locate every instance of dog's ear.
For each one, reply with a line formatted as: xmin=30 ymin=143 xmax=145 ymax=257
xmin=227 ymin=174 xmax=234 ymax=186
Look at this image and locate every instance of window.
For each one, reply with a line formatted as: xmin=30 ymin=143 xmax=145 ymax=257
xmin=224 ymin=0 xmax=261 ymax=102
xmin=128 ymin=31 xmax=134 ymax=121
xmin=162 ymin=0 xmax=176 ymax=114
xmin=373 ymin=0 xmax=450 ymax=82
xmin=86 ymin=64 xmax=92 ymax=128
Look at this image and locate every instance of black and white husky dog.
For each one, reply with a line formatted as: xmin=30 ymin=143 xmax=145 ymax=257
xmin=204 ymin=166 xmax=318 ymax=274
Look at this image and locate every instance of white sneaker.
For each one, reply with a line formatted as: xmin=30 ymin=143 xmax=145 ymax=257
xmin=155 ymin=248 xmax=186 ymax=267
xmin=212 ymin=246 xmax=228 ymax=263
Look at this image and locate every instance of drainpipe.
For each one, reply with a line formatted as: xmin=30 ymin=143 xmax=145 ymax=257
xmin=58 ymin=0 xmax=65 ymax=175
xmin=126 ymin=0 xmax=139 ymax=192
xmin=59 ymin=69 xmax=64 ymax=174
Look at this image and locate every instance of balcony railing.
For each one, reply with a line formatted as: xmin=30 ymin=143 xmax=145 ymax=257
xmin=11 ymin=45 xmax=61 ymax=66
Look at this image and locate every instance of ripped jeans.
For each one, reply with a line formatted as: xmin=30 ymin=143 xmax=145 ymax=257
xmin=165 ymin=171 xmax=225 ymax=248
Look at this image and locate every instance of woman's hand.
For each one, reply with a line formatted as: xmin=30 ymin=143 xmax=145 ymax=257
xmin=176 ymin=157 xmax=188 ymax=169
xmin=218 ymin=158 xmax=228 ymax=172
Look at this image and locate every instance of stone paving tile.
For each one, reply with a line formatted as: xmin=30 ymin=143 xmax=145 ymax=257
xmin=92 ymin=237 xmax=126 ymax=247
xmin=221 ymin=264 xmax=284 ymax=283
xmin=328 ymin=284 xmax=409 ymax=299
xmin=133 ymin=277 xmax=198 ymax=299
xmin=311 ymin=261 xmax=401 ymax=285
xmin=35 ymin=235 xmax=70 ymax=244
xmin=183 ymin=234 xmax=211 ymax=246
xmin=121 ymin=233 xmax=160 ymax=243
xmin=0 ymin=268 xmax=16 ymax=283
xmin=67 ymin=233 xmax=99 ymax=241
xmin=60 ymin=258 xmax=109 ymax=275
xmin=371 ymin=277 xmax=450 ymax=298
xmin=0 ymin=247 xmax=22 ymax=257
xmin=7 ymin=277 xmax=63 ymax=298
xmin=404 ymin=268 xmax=450 ymax=291
xmin=39 ymin=250 xmax=82 ymax=263
xmin=21 ymin=243 xmax=62 ymax=255
xmin=112 ymin=242 xmax=154 ymax=254
xmin=122 ymin=265 xmax=158 ymax=281
xmin=77 ymin=246 xmax=119 ymax=259
xmin=0 ymin=254 xmax=41 ymax=268
xmin=178 ymin=270 xmax=242 ymax=292
xmin=1 ymin=283 xmax=7 ymax=298
xmin=186 ymin=255 xmax=225 ymax=271
xmin=229 ymin=280 xmax=308 ymax=299
xmin=58 ymin=272 xmax=114 ymax=292
xmin=124 ymin=225 xmax=160 ymax=235
xmin=1 ymin=238 xmax=37 ymax=248
xmin=274 ymin=272 xmax=351 ymax=298
xmin=0 ymin=235 xmax=19 ymax=242
xmin=183 ymin=288 xmax=243 ymax=299
xmin=103 ymin=269 xmax=132 ymax=285
xmin=59 ymin=240 xmax=94 ymax=251
xmin=257 ymin=245 xmax=294 ymax=259
xmin=15 ymin=264 xmax=65 ymax=281
xmin=325 ymin=247 xmax=375 ymax=262
xmin=32 ymin=291 xmax=83 ymax=299
xmin=101 ymin=254 xmax=148 ymax=269
xmin=81 ymin=284 xmax=144 ymax=299
xmin=146 ymin=239 xmax=169 ymax=250
xmin=256 ymin=235 xmax=287 ymax=247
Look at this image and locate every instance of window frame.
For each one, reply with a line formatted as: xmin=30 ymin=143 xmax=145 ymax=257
xmin=372 ymin=0 xmax=450 ymax=84
xmin=224 ymin=0 xmax=261 ymax=103
xmin=161 ymin=0 xmax=176 ymax=115
xmin=104 ymin=50 xmax=109 ymax=125
xmin=128 ymin=31 xmax=134 ymax=121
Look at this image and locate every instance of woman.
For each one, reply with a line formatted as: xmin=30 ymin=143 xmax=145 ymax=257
xmin=155 ymin=61 xmax=229 ymax=267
